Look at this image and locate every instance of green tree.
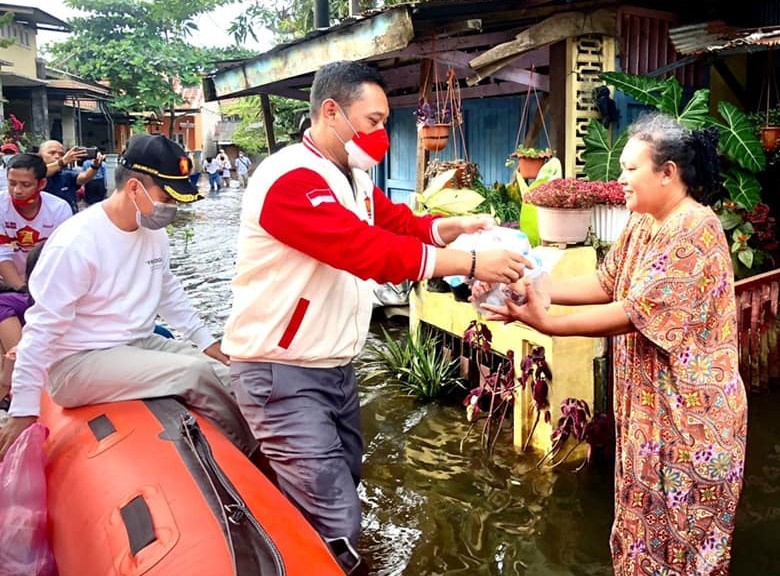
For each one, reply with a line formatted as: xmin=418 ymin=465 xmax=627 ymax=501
xmin=226 ymin=0 xmax=409 ymax=151
xmin=229 ymin=0 xmax=409 ymax=46
xmin=222 ymin=96 xmax=307 ymax=154
xmin=46 ymin=0 xmax=246 ymax=136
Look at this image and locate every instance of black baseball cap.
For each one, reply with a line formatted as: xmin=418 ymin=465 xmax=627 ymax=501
xmin=118 ymin=134 xmax=200 ymax=203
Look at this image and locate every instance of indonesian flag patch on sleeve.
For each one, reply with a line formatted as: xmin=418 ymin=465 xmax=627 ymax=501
xmin=306 ymin=188 xmax=337 ymax=207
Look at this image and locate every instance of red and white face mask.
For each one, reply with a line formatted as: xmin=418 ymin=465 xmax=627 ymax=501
xmin=335 ymin=106 xmax=390 ymax=171
xmin=12 ymin=190 xmax=40 ymax=209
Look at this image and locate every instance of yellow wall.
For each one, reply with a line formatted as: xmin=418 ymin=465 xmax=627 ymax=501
xmin=709 ymin=54 xmax=747 ymax=114
xmin=0 ymin=20 xmax=38 ymax=79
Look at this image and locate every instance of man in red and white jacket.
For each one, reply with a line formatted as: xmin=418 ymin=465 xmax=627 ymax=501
xmin=223 ymin=60 xmax=528 ymax=571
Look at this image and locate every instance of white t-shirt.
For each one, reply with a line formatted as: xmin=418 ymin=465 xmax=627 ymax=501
xmin=0 ymin=191 xmax=72 ymax=278
xmin=8 ymin=203 xmax=216 ymax=416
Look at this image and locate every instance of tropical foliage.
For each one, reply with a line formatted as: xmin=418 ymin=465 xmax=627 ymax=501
xmin=416 ymin=168 xmax=485 ymax=216
xmin=536 ymin=398 xmax=613 ymax=471
xmin=714 ymin=200 xmax=778 ymax=278
xmin=229 ymin=0 xmax=409 ymax=45
xmin=47 ymin=0 xmax=253 ymax=132
xmin=460 ymin=321 xmax=517 ymax=455
xmin=360 ymin=325 xmax=462 ymax=401
xmin=583 ymin=71 xmax=766 ymax=212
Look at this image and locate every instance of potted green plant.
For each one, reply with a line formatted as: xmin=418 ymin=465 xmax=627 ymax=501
xmin=415 ymin=98 xmax=452 ymax=152
xmin=507 ymin=146 xmax=555 ymax=180
xmin=748 ymin=105 xmax=780 ymax=152
xmin=524 ymin=178 xmax=596 ymax=244
xmin=713 ymin=200 xmax=778 ymax=279
xmin=588 ymin=180 xmax=630 ymax=243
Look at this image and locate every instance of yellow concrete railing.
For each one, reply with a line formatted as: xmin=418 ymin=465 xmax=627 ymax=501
xmin=409 ymin=246 xmax=604 ymax=454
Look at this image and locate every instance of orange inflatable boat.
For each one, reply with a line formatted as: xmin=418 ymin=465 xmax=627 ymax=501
xmin=40 ymin=394 xmax=345 ymax=576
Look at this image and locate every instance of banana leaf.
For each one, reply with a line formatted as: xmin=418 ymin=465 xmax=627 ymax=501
xmin=600 ymin=71 xmax=665 ymax=107
xmin=721 ymin=165 xmax=762 ymax=211
xmin=715 ymin=101 xmax=766 ymax=174
xmin=582 ymin=119 xmax=628 ymax=182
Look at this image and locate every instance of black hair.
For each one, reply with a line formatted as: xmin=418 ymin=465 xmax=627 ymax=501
xmin=628 ymin=112 xmax=723 ymax=204
xmin=310 ymin=60 xmax=386 ymax=119
xmin=6 ymin=153 xmax=47 ymax=180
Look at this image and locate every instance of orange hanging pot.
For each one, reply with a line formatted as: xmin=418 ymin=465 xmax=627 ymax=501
xmin=759 ymin=126 xmax=780 ymax=152
xmin=420 ymin=123 xmax=450 ymax=152
xmin=516 ymin=156 xmax=546 ymax=179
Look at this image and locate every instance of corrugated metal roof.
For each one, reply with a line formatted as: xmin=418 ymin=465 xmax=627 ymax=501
xmin=671 ymin=21 xmax=780 ymax=56
xmin=47 ymin=77 xmax=111 ymax=95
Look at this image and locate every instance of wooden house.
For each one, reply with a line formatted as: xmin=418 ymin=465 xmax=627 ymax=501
xmin=203 ymin=1 xmax=780 ymax=204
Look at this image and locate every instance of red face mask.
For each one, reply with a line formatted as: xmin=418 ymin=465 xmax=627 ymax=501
xmin=12 ymin=190 xmax=41 ymax=209
xmin=344 ymin=128 xmax=390 ymax=171
xmin=335 ymin=104 xmax=390 ymax=171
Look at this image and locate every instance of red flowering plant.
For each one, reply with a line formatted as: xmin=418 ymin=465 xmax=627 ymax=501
xmin=524 ymin=178 xmax=598 ymax=209
xmin=714 ymin=200 xmax=778 ymax=279
xmin=587 ymin=180 xmax=626 ymax=206
xmin=1 ymin=113 xmax=31 ymax=152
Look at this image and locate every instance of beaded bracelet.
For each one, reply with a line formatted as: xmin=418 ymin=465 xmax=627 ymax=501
xmin=468 ymin=249 xmax=476 ymax=279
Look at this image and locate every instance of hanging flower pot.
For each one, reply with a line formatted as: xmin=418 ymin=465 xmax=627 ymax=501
xmin=516 ymin=156 xmax=546 ymax=179
xmin=759 ymin=126 xmax=780 ymax=152
xmin=536 ymin=207 xmax=593 ymax=244
xmin=509 ymin=148 xmax=555 ymax=180
xmin=420 ymin=123 xmax=450 ymax=152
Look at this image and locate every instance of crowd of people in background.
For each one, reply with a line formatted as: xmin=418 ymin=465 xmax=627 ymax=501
xmin=0 ymin=140 xmax=254 ymax=208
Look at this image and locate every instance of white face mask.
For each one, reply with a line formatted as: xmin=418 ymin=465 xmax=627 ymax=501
xmin=132 ymin=183 xmax=177 ymax=230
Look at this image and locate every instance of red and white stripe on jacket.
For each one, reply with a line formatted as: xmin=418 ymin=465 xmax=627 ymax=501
xmin=222 ymin=131 xmax=443 ymax=367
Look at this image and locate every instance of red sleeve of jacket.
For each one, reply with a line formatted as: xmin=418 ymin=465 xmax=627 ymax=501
xmin=371 ymin=185 xmax=442 ymax=245
xmin=260 ymin=168 xmax=432 ymax=284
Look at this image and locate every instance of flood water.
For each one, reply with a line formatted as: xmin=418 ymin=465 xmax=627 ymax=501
xmin=169 ymin=183 xmax=780 ymax=576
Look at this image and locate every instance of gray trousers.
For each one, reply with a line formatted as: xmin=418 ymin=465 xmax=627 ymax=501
xmin=47 ymin=335 xmax=258 ymax=455
xmin=231 ymin=361 xmax=363 ymax=547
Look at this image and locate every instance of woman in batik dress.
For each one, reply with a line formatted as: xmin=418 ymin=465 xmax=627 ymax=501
xmin=482 ymin=113 xmax=747 ymax=576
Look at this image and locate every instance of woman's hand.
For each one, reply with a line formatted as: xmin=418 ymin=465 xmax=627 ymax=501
xmin=481 ymin=279 xmax=551 ymax=332
xmin=468 ymin=280 xmax=496 ymax=303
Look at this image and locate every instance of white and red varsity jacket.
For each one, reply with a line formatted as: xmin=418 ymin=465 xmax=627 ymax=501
xmin=222 ymin=131 xmax=443 ymax=367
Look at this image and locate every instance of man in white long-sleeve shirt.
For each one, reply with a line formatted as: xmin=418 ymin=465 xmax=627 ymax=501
xmin=0 ymin=134 xmax=257 ymax=459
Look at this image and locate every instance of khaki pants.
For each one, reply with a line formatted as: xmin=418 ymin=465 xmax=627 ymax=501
xmin=48 ymin=335 xmax=258 ymax=455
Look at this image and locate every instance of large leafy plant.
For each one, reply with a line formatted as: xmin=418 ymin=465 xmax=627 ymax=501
xmin=416 ymin=168 xmax=485 ymax=216
xmin=583 ymin=72 xmax=766 ymax=211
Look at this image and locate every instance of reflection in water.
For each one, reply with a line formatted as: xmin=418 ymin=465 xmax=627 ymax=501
xmin=169 ymin=185 xmax=779 ymax=576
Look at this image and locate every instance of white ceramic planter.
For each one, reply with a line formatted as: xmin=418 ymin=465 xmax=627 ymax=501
xmin=536 ymin=206 xmax=593 ymax=244
xmin=592 ymin=205 xmax=630 ymax=243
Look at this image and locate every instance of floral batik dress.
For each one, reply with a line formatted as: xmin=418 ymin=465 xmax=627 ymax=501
xmin=597 ymin=204 xmax=748 ymax=576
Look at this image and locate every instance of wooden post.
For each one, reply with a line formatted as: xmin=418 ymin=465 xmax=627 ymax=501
xmin=415 ymin=59 xmax=434 ymax=196
xmin=260 ymin=93 xmax=276 ymax=155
